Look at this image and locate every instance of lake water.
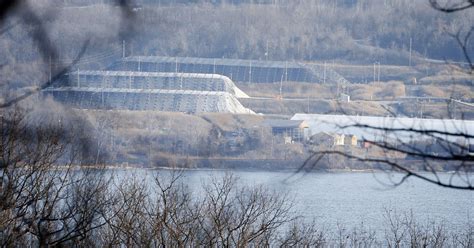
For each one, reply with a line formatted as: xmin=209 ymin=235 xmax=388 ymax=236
xmin=121 ymin=169 xmax=473 ymax=231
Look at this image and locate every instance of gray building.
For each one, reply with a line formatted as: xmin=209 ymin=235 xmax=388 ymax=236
xmin=263 ymin=119 xmax=309 ymax=142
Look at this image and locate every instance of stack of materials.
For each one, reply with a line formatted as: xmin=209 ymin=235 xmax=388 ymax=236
xmin=43 ymin=70 xmax=254 ymax=114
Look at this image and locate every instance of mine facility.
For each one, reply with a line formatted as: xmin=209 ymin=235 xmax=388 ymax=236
xmin=109 ymin=56 xmax=350 ymax=84
xmin=44 ymin=69 xmax=253 ymax=114
xmin=44 ymin=56 xmax=351 ymax=114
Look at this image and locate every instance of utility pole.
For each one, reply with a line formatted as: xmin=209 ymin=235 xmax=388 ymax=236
xmin=377 ymin=62 xmax=381 ymax=83
xmin=270 ymin=135 xmax=274 ymax=157
xmin=279 ymin=77 xmax=283 ymax=99
xmin=213 ymin=59 xmax=216 ymax=74
xmin=373 ymin=62 xmax=380 ymax=83
xmin=123 ymin=40 xmax=125 ymax=58
xmin=138 ymin=56 xmax=141 ymax=71
xmin=49 ymin=54 xmax=52 ymax=82
xmin=323 ymin=61 xmax=326 ymax=84
xmin=373 ymin=62 xmax=376 ymax=83
xmin=307 ymin=96 xmax=310 ymax=113
xmin=409 ymin=37 xmax=412 ymax=67
xmin=175 ymin=57 xmax=178 ymax=73
xmin=265 ymin=41 xmax=269 ymax=61
xmin=420 ymin=101 xmax=423 ymax=118
xmin=249 ymin=61 xmax=252 ymax=84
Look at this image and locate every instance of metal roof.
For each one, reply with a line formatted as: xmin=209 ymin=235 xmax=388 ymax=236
xmin=67 ymin=70 xmax=233 ymax=80
xmin=43 ymin=87 xmax=232 ymax=96
xmin=61 ymin=70 xmax=250 ymax=98
xmin=43 ymin=87 xmax=255 ymax=114
xmin=291 ymin=113 xmax=474 ymax=141
xmin=263 ymin=119 xmax=307 ymax=128
xmin=122 ymin=56 xmax=304 ymax=69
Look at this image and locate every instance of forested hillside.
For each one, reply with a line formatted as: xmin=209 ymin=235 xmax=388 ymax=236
xmin=124 ymin=0 xmax=471 ymax=64
xmin=1 ymin=0 xmax=472 ymax=106
xmin=2 ymin=0 xmax=472 ymax=64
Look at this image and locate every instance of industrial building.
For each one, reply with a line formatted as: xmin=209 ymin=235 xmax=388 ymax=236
xmin=108 ymin=56 xmax=350 ymax=84
xmin=44 ymin=55 xmax=352 ymax=114
xmin=44 ymin=69 xmax=254 ymax=114
xmin=43 ymin=87 xmax=254 ymax=114
xmin=263 ymin=119 xmax=309 ymax=142
xmin=56 ymin=70 xmax=249 ymax=98
xmin=310 ymin=132 xmax=345 ymax=147
xmin=291 ymin=113 xmax=474 ymax=142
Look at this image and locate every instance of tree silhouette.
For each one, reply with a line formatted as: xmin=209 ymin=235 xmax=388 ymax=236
xmin=430 ymin=0 xmax=474 ymax=13
xmin=301 ymin=1 xmax=474 ymax=190
xmin=0 ymin=0 xmax=135 ymax=108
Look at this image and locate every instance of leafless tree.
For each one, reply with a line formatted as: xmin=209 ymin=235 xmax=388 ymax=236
xmin=383 ymin=209 xmax=456 ymax=248
xmin=0 ymin=107 xmax=117 ymax=246
xmin=302 ymin=121 xmax=473 ymax=190
xmin=149 ymin=170 xmax=202 ymax=246
xmin=198 ymin=173 xmax=295 ymax=247
xmin=430 ymin=0 xmax=474 ymax=72
xmin=447 ymin=27 xmax=474 ymax=72
xmin=0 ymin=107 xmax=69 ymax=246
xmin=278 ymin=220 xmax=326 ymax=247
xmin=0 ymin=0 xmax=135 ymax=108
xmin=83 ymin=170 xmax=305 ymax=247
xmin=101 ymin=175 xmax=153 ymax=246
xmin=430 ymin=0 xmax=474 ymax=13
xmin=330 ymin=222 xmax=379 ymax=248
xmin=302 ymin=1 xmax=474 ymax=190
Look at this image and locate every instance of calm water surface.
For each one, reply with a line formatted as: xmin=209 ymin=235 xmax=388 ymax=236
xmin=121 ymin=169 xmax=473 ymax=231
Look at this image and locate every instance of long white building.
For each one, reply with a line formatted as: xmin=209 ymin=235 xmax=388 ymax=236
xmin=44 ymin=70 xmax=254 ymax=114
xmin=43 ymin=87 xmax=254 ymax=114
xmin=59 ymin=70 xmax=249 ymax=98
xmin=291 ymin=113 xmax=474 ymax=142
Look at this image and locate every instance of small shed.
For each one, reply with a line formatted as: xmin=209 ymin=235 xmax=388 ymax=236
xmin=360 ymin=141 xmax=372 ymax=149
xmin=344 ymin=134 xmax=357 ymax=146
xmin=333 ymin=133 xmax=345 ymax=146
xmin=339 ymin=93 xmax=350 ymax=102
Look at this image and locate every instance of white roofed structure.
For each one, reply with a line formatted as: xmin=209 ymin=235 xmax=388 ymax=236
xmin=60 ymin=70 xmax=249 ymax=98
xmin=291 ymin=114 xmax=474 ymax=142
xmin=108 ymin=56 xmax=350 ymax=84
xmin=43 ymin=87 xmax=254 ymax=114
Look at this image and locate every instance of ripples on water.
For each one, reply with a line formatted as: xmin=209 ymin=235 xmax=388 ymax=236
xmin=116 ymin=169 xmax=473 ymax=231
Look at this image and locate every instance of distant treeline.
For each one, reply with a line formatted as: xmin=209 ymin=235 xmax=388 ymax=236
xmin=1 ymin=0 xmax=472 ymax=91
xmin=45 ymin=0 xmax=473 ymax=64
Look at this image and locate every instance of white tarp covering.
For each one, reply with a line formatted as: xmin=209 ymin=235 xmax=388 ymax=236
xmin=291 ymin=113 xmax=474 ymax=142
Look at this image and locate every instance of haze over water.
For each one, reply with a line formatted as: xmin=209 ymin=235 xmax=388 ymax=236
xmin=138 ymin=170 xmax=473 ymax=231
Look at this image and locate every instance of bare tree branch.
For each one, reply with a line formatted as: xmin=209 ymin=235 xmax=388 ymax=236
xmin=301 ymin=150 xmax=473 ymax=190
xmin=0 ymin=41 xmax=89 ymax=108
xmin=448 ymin=27 xmax=474 ymax=72
xmin=430 ymin=0 xmax=474 ymax=12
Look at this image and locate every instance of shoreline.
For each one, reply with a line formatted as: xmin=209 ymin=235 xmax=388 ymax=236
xmin=73 ymin=164 xmax=461 ymax=175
